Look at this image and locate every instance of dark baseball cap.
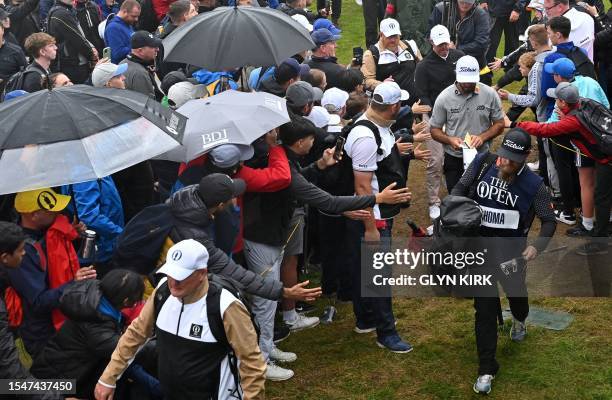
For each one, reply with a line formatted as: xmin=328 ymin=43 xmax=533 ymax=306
xmin=198 ymin=173 xmax=246 ymax=208
xmin=275 ymin=58 xmax=309 ymax=83
xmin=546 ymin=81 xmax=580 ymax=104
xmin=286 ymin=81 xmax=323 ymax=107
xmin=131 ymin=31 xmax=162 ymax=49
xmin=497 ymin=128 xmax=531 ymax=164
xmin=311 ymin=28 xmax=341 ymax=46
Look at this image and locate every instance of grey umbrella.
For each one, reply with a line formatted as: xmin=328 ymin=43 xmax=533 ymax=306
xmin=162 ymin=6 xmax=315 ymax=70
xmin=158 ymin=90 xmax=289 ymax=162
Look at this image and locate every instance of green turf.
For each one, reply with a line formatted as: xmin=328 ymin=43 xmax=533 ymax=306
xmin=266 ymin=3 xmax=612 ymax=399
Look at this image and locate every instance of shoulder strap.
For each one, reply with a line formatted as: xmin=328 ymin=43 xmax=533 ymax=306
xmin=206 ymin=281 xmax=230 ymax=349
xmin=369 ymin=44 xmax=380 ymax=63
xmin=351 ymin=119 xmax=384 ymax=155
xmin=401 ymin=40 xmax=417 ymax=61
xmin=153 ymin=280 xmax=171 ymax=320
xmin=467 ymin=152 xmax=497 ymax=199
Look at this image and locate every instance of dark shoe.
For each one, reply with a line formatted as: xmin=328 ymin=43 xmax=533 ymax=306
xmin=295 ymin=301 xmax=316 ymax=314
xmin=575 ymin=242 xmax=608 ymax=256
xmin=273 ymin=323 xmax=290 ymax=344
xmin=566 ymin=223 xmax=592 ymax=237
xmin=376 ymin=334 xmax=413 ymax=353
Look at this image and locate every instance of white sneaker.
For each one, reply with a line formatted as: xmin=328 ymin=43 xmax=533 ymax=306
xmin=429 ymin=204 xmax=441 ymax=220
xmin=269 ymin=346 xmax=297 ymax=363
xmin=527 ymin=161 xmax=539 ymax=172
xmin=265 ymin=361 xmax=294 ymax=381
xmin=285 ymin=314 xmax=320 ymax=332
xmin=355 ymin=0 xmax=362 ymax=5
xmin=426 ymin=225 xmax=434 ymax=236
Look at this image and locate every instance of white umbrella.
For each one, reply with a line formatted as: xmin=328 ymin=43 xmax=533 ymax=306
xmin=159 ymin=90 xmax=290 ymax=163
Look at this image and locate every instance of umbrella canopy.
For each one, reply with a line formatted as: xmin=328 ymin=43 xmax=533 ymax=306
xmin=162 ymin=6 xmax=315 ymax=70
xmin=0 ymin=85 xmax=186 ymax=195
xmin=158 ymin=90 xmax=289 ymax=163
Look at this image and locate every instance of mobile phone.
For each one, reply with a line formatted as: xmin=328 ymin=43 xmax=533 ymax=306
xmin=333 ymin=136 xmax=346 ymax=161
xmin=103 ymin=47 xmax=111 ymax=60
xmin=353 ymin=47 xmax=364 ymax=65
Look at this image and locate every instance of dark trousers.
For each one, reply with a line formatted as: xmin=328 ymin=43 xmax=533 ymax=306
xmin=593 ymin=162 xmax=612 ymax=238
xmin=443 ymin=153 xmax=464 ymax=194
xmin=474 ymin=295 xmax=529 ymax=375
xmin=317 ymin=0 xmax=342 ymax=20
xmin=536 ymin=137 xmax=550 ymax=188
xmin=550 ymin=137 xmax=580 ymax=214
xmin=319 ymin=214 xmax=352 ymax=299
xmin=346 ymin=218 xmax=397 ymax=339
xmin=363 ymin=0 xmax=386 ymax=47
xmin=486 ymin=15 xmax=520 ymax=63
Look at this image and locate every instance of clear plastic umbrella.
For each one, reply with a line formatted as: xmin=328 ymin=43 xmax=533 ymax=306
xmin=0 ymin=85 xmax=186 ymax=195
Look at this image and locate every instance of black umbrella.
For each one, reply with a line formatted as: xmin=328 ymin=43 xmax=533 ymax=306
xmin=0 ymin=85 xmax=186 ymax=195
xmin=162 ymin=6 xmax=315 ymax=70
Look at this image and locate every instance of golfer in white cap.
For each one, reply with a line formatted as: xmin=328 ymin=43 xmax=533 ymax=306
xmin=429 ymin=55 xmax=505 ymax=192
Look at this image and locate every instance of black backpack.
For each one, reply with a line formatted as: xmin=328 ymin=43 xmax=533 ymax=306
xmin=556 ymin=47 xmax=597 ymax=80
xmin=0 ymin=64 xmax=45 ymax=101
xmin=153 ymin=274 xmax=260 ymax=399
xmin=570 ymin=98 xmax=612 ymax=156
xmin=112 ymin=204 xmax=175 ymax=275
xmin=317 ymin=119 xmax=383 ymax=196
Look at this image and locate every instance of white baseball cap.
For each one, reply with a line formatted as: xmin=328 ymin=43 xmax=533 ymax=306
xmin=455 ymin=55 xmax=480 ymax=83
xmin=306 ymin=106 xmax=341 ymax=128
xmin=291 ymin=14 xmax=313 ymax=32
xmin=380 ymin=18 xmax=401 ymax=37
xmin=157 ymin=239 xmax=209 ymax=281
xmin=527 ymin=0 xmax=544 ymax=11
xmin=92 ymin=62 xmax=128 ymax=87
xmin=372 ymin=81 xmax=409 ymax=105
xmin=430 ymin=25 xmax=451 ymax=46
xmin=168 ymin=81 xmax=208 ymax=108
xmin=321 ymin=87 xmax=349 ymax=113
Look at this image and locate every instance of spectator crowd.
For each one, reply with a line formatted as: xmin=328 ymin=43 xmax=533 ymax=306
xmin=0 ymin=0 xmax=611 ymax=398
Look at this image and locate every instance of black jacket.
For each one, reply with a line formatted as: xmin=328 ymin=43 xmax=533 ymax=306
xmin=0 ymin=40 xmax=27 ymax=82
xmin=21 ymin=61 xmax=49 ymax=93
xmin=243 ymin=147 xmax=376 ymax=247
xmin=429 ymin=2 xmax=490 ymax=68
xmin=30 ymin=280 xmax=122 ymax=399
xmin=0 ymin=268 xmax=30 ymax=381
xmin=47 ymin=1 xmax=95 ymax=68
xmin=2 ymin=0 xmax=41 ymax=47
xmin=75 ymin=0 xmax=105 ymax=54
xmin=259 ymin=75 xmax=287 ymax=97
xmin=413 ymin=48 xmax=464 ymax=108
xmin=306 ymin=56 xmax=344 ymax=90
xmin=167 ymin=186 xmax=285 ymax=300
xmin=594 ymin=9 xmax=612 ymax=65
xmin=481 ymin=0 xmax=526 ymax=18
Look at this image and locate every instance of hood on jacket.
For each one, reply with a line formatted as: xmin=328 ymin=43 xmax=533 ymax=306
xmin=59 ymin=280 xmax=102 ymax=322
xmin=259 ymin=76 xmax=286 ymax=97
xmin=168 ymin=184 xmax=213 ymax=228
